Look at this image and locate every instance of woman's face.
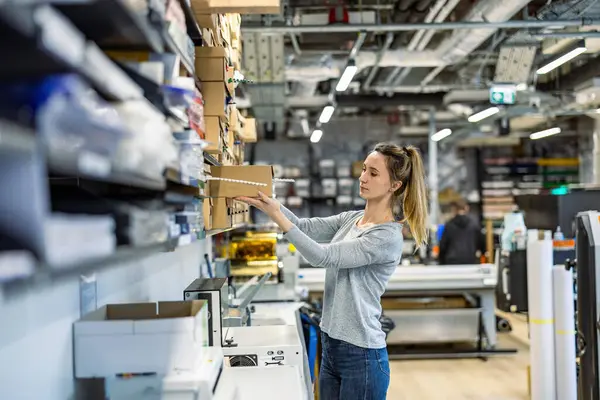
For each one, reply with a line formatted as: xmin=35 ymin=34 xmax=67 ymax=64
xmin=359 ymin=152 xmax=398 ymax=200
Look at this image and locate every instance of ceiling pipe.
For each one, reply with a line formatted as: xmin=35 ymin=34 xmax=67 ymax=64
xmin=335 ymin=92 xmax=446 ymax=108
xmin=362 ymin=32 xmax=394 ymax=90
xmin=241 ymin=18 xmax=600 ymax=34
xmin=387 ymin=0 xmax=458 ymax=87
xmin=416 ymin=0 xmax=531 ymax=89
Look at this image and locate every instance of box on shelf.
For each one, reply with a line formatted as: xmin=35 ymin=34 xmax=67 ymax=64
xmin=204 ymin=116 xmax=225 ymax=153
xmin=195 ymin=57 xmax=227 ymax=82
xmin=239 ymin=117 xmax=257 ymax=143
xmin=203 ymin=198 xmax=213 ymax=230
xmin=74 ymin=301 xmax=209 ymax=378
xmin=209 ymin=165 xmax=273 ymax=197
xmin=207 ymin=0 xmax=281 ymax=14
xmin=202 ymin=81 xmax=227 ymax=117
xmin=212 ymin=198 xmax=232 ymax=229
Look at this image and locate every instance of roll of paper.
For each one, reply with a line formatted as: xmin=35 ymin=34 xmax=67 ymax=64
xmin=552 ymin=265 xmax=577 ymax=400
xmin=527 ymin=238 xmax=556 ymax=400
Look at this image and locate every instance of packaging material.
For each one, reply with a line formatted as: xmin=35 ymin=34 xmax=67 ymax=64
xmin=0 ymin=75 xmax=130 ymax=169
xmin=209 ymin=165 xmax=273 ymax=197
xmin=172 ymin=130 xmax=207 ymax=183
xmin=189 ymin=89 xmax=206 ymax=139
xmin=112 ymin=99 xmax=178 ymax=180
xmin=218 ymin=149 xmax=236 ymax=166
xmin=74 ymin=300 xmax=209 ymax=378
xmin=43 ymin=214 xmax=116 ymax=267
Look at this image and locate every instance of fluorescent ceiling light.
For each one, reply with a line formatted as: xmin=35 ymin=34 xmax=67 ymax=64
xmin=536 ymin=46 xmax=587 ymax=75
xmin=530 ymin=127 xmax=561 ymax=140
xmin=300 ymin=118 xmax=309 ymax=135
xmin=319 ymin=106 xmax=335 ymax=124
xmin=431 ymin=128 xmax=452 ymax=142
xmin=468 ymin=106 xmax=500 ymax=123
xmin=336 ymin=65 xmax=358 ymax=92
xmin=310 ymin=129 xmax=323 ymax=143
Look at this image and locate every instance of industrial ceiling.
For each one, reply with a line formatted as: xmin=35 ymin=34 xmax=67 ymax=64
xmin=236 ymin=0 xmax=600 ymax=146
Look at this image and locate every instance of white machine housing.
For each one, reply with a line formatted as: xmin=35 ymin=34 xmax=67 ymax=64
xmin=105 ymin=347 xmax=228 ymax=400
xmin=222 ymin=325 xmax=305 ymax=381
xmin=220 ymin=365 xmax=307 ymax=400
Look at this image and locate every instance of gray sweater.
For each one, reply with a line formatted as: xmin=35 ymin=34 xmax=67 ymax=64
xmin=281 ymin=206 xmax=403 ymax=349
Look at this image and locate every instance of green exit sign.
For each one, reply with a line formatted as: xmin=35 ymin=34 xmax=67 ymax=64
xmin=490 ymin=85 xmax=516 ymax=105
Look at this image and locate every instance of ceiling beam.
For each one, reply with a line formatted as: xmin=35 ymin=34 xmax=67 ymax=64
xmin=335 ymin=92 xmax=447 ymax=109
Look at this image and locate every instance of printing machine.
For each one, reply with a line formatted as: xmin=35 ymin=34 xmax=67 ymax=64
xmin=105 ymin=347 xmax=232 ymax=400
xmin=575 ymin=211 xmax=600 ymax=400
xmin=297 ymin=264 xmax=504 ymax=358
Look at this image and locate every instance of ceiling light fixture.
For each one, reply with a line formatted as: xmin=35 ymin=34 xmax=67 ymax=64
xmin=530 ymin=127 xmax=561 ymax=140
xmin=431 ymin=128 xmax=452 ymax=142
xmin=310 ymin=129 xmax=323 ymax=143
xmin=467 ymin=106 xmax=500 ymax=123
xmin=536 ymin=41 xmax=587 ymax=75
xmin=336 ymin=60 xmax=358 ymax=92
xmin=319 ymin=105 xmax=335 ymax=124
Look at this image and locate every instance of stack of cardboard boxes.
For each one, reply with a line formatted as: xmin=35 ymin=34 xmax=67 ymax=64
xmin=190 ymin=0 xmax=278 ymax=231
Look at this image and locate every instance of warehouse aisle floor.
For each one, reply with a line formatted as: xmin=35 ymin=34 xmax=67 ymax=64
xmin=387 ymin=334 xmax=530 ymax=400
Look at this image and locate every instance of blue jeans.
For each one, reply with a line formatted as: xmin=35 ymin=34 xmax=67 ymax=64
xmin=319 ymin=332 xmax=390 ymax=400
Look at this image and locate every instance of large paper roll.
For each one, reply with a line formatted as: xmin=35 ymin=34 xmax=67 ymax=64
xmin=527 ymin=238 xmax=556 ymax=400
xmin=552 ymin=265 xmax=577 ymax=400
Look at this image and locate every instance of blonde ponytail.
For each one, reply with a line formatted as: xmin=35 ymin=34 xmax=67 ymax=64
xmin=372 ymin=143 xmax=430 ymax=249
xmin=403 ymin=146 xmax=429 ymax=249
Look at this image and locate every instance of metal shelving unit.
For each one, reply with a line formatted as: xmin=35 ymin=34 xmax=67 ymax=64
xmin=0 ymin=2 xmax=227 ymax=297
xmin=1 ymin=239 xmax=179 ymax=297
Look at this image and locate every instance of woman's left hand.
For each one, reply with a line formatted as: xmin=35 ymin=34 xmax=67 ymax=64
xmin=236 ymin=191 xmax=281 ymax=219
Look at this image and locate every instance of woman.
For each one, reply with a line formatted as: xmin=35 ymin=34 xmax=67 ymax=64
xmin=237 ymin=143 xmax=429 ymax=400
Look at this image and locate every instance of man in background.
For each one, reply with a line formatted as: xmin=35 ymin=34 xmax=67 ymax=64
xmin=438 ymin=199 xmax=484 ymax=265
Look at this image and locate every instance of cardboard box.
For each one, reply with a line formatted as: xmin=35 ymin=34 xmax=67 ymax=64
xmin=202 ymin=81 xmax=227 ymax=117
xmin=196 ymin=57 xmax=226 ymax=82
xmin=212 ymin=198 xmax=232 ymax=229
xmin=207 ymin=0 xmax=281 ymax=14
xmin=204 ymin=116 xmax=224 ymax=153
xmin=196 ymin=46 xmax=228 ymax=59
xmin=74 ymin=301 xmax=209 ymax=378
xmin=209 ymin=165 xmax=273 ymax=197
xmin=203 ymin=198 xmax=213 ymax=230
xmin=239 ymin=117 xmax=257 ymax=143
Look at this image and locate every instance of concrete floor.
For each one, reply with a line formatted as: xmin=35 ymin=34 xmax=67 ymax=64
xmin=387 ymin=313 xmax=531 ymax=400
